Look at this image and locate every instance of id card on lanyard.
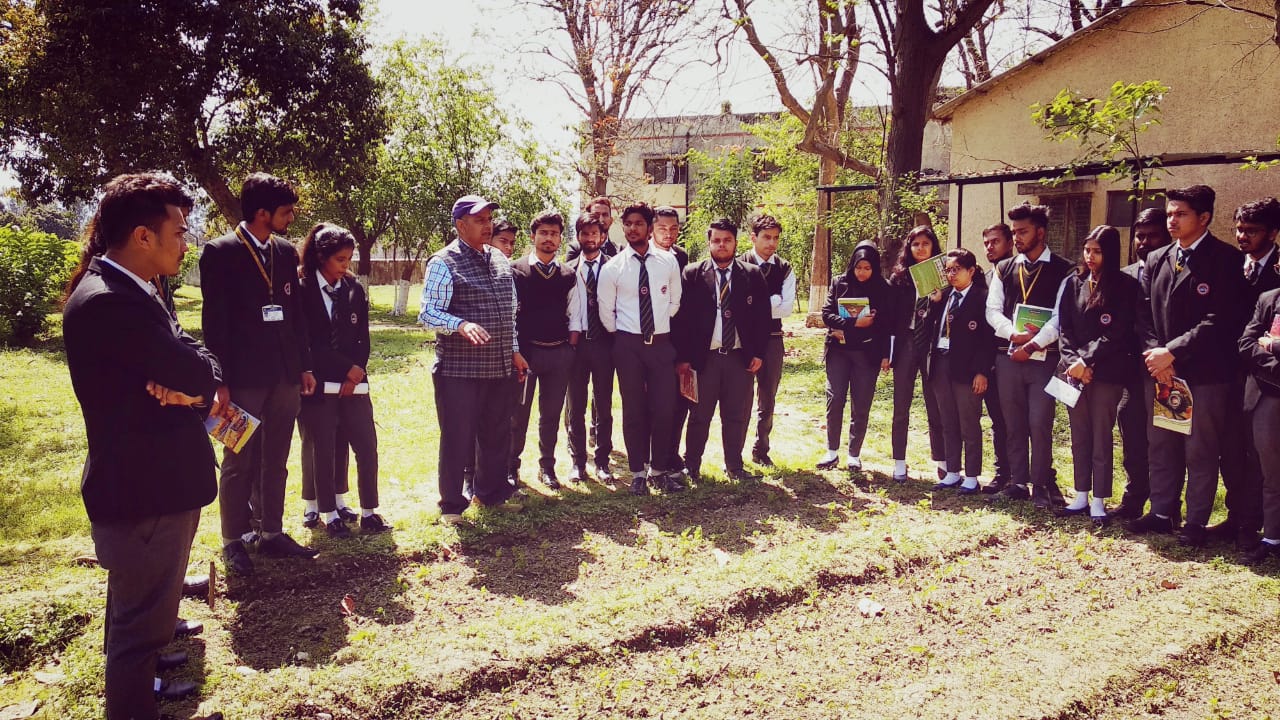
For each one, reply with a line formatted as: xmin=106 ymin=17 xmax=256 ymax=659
xmin=235 ymin=226 xmax=284 ymax=323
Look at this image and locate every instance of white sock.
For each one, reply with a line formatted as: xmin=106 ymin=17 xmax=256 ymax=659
xmin=819 ymin=449 xmax=839 ymax=463
xmin=1090 ymin=497 xmax=1107 ymax=517
xmin=961 ymin=476 xmax=978 ymax=490
xmin=154 ymin=677 xmax=162 ymax=692
xmin=1066 ymin=491 xmax=1088 ymax=511
xmin=304 ymin=499 xmax=318 ymax=514
xmin=940 ymin=472 xmax=961 ymax=486
xmin=936 ymin=459 xmax=947 ymax=471
xmin=362 ymin=508 xmax=375 ymax=518
xmin=335 ymin=493 xmax=350 ymax=510
xmin=847 ymin=455 xmax=861 ymax=468
xmin=323 ymin=511 xmax=339 ymax=524
xmin=1155 ymin=513 xmax=1169 ymax=520
xmin=894 ymin=459 xmax=906 ymax=475
xmin=1263 ymin=538 xmax=1280 ymax=545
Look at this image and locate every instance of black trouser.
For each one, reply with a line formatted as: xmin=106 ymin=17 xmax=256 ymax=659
xmin=300 ymin=394 xmax=379 ymax=512
xmin=983 ymin=358 xmax=1010 ymax=481
xmin=1221 ymin=376 xmax=1263 ymax=532
xmin=612 ymin=332 xmax=677 ymax=473
xmin=751 ymin=334 xmax=785 ymax=457
xmin=684 ymin=349 xmax=754 ymax=474
xmin=1066 ymin=380 xmax=1123 ymax=498
xmin=666 ymin=394 xmax=691 ymax=469
xmin=1147 ymin=380 xmax=1229 ymax=527
xmin=219 ymin=381 xmax=300 ymax=540
xmin=929 ymin=354 xmax=985 ymax=478
xmin=825 ymin=346 xmax=879 ymax=455
xmin=564 ymin=336 xmax=615 ymax=470
xmin=510 ymin=344 xmax=574 ymax=473
xmin=1116 ymin=372 xmax=1151 ymax=509
xmin=1250 ymin=395 xmax=1280 ymax=539
xmin=434 ymin=372 xmax=517 ymax=514
xmin=891 ymin=335 xmax=944 ymax=462
xmin=94 ymin=508 xmax=200 ymax=720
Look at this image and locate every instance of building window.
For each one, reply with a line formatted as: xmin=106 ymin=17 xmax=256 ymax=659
xmin=643 ymin=157 xmax=687 ymax=185
xmin=1040 ymin=194 xmax=1093 ymax=261
xmin=1105 ymin=190 xmax=1165 ymax=229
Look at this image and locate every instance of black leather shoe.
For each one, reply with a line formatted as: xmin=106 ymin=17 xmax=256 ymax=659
xmin=156 ymin=650 xmax=188 ymax=671
xmin=155 ymin=678 xmax=197 ymax=702
xmin=728 ymin=468 xmax=759 ymax=483
xmin=1109 ymin=502 xmax=1145 ymax=520
xmin=1001 ymin=484 xmax=1031 ymax=500
xmin=302 ymin=511 xmax=320 ymax=529
xmin=336 ymin=507 xmax=359 ymax=523
xmin=752 ymin=451 xmax=774 ymax=467
xmin=222 ymin=541 xmax=253 ymax=576
xmin=1243 ymin=541 xmax=1280 ymax=565
xmin=1178 ymin=523 xmax=1207 ymax=548
xmin=816 ymin=456 xmax=839 ymax=470
xmin=1203 ymin=519 xmax=1238 ymax=543
xmin=957 ymin=484 xmax=981 ymax=496
xmin=659 ymin=472 xmax=688 ymax=492
xmin=1032 ymin=486 xmax=1066 ymax=508
xmin=325 ymin=518 xmax=350 ymax=538
xmin=1091 ymin=514 xmax=1111 ymax=529
xmin=182 ymin=575 xmax=209 ymax=598
xmin=594 ymin=464 xmax=615 ymax=484
xmin=539 ymin=468 xmax=561 ymax=490
xmin=1126 ymin=512 xmax=1175 ymax=535
xmin=174 ymin=618 xmax=203 ymax=637
xmin=258 ymin=533 xmax=319 ymax=559
xmin=1236 ymin=528 xmax=1261 ymax=553
xmin=360 ymin=513 xmax=393 ymax=534
xmin=980 ymin=476 xmax=1009 ymax=495
xmin=1055 ymin=505 xmax=1089 ymax=517
xmin=629 ymin=475 xmax=650 ymax=496
xmin=932 ymin=481 xmax=961 ymax=491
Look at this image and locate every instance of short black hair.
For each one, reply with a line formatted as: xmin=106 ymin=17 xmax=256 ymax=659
xmin=1133 ymin=207 xmax=1167 ymax=229
xmin=574 ymin=212 xmax=606 ymax=236
xmin=982 ymin=223 xmax=1012 ymax=241
xmin=944 ymin=247 xmax=977 ymax=269
xmin=707 ymin=217 xmax=739 ymax=238
xmin=529 ymin=211 xmax=564 ymax=235
xmin=241 ymin=173 xmax=298 ymax=221
xmin=492 ymin=219 xmax=518 ymax=236
xmin=654 ymin=206 xmax=680 ymax=221
xmin=620 ymin=202 xmax=654 ymax=225
xmin=1235 ymin=197 xmax=1280 ymax=231
xmin=751 ymin=214 xmax=782 ymax=234
xmin=1166 ymin=184 xmax=1216 ymax=220
xmin=1007 ymin=202 xmax=1049 ymax=228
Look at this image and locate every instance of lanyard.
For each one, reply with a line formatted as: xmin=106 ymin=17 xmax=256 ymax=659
xmin=235 ymin=226 xmax=274 ymax=301
xmin=1017 ymin=261 xmax=1043 ymax=303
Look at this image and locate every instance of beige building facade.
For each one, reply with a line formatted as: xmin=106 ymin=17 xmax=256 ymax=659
xmin=933 ymin=0 xmax=1280 ymax=260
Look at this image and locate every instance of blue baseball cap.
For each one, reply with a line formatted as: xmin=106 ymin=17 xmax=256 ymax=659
xmin=451 ymin=195 xmax=499 ymax=220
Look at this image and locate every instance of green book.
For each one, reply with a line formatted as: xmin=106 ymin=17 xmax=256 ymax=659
xmin=837 ymin=297 xmax=870 ymax=319
xmin=908 ymin=254 xmax=947 ymax=298
xmin=1011 ymin=303 xmax=1055 ymax=361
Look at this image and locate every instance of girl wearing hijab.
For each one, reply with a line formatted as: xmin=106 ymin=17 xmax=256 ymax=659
xmin=1056 ymin=225 xmax=1140 ymax=527
xmin=887 ymin=226 xmax=947 ymax=481
xmin=818 ymin=242 xmax=893 ymax=471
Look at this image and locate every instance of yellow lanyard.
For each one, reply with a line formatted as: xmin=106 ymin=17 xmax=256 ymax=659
xmin=235 ymin=226 xmax=274 ymax=301
xmin=1018 ymin=262 xmax=1043 ymax=303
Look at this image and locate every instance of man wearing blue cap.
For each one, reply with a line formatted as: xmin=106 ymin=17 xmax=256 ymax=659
xmin=419 ymin=195 xmax=529 ymax=524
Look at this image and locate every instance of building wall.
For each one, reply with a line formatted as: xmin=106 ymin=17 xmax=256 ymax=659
xmin=943 ymin=0 xmax=1280 ymax=255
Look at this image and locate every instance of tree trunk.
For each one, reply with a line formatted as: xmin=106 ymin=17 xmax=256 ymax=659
xmin=192 ymin=165 xmax=241 ymax=228
xmin=806 ymin=156 xmax=839 ymax=325
xmin=351 ymin=224 xmax=374 ymax=278
xmin=879 ymin=44 xmax=942 ymax=265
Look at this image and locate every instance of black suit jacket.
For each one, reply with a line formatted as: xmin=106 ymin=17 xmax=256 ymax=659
xmin=63 ymin=258 xmax=222 ymax=523
xmin=921 ymin=284 xmax=995 ymax=383
xmin=199 ymin=229 xmax=311 ymax=388
xmin=1239 ymin=287 xmax=1280 ymax=410
xmin=1058 ymin=271 xmax=1142 ymax=385
xmin=298 ymin=272 xmax=370 ymax=391
xmin=1137 ymin=233 xmax=1250 ymax=384
xmin=673 ymin=258 xmax=770 ymax=371
xmin=1245 ymin=245 xmax=1280 ymax=303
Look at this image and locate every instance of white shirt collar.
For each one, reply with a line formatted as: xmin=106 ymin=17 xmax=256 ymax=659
xmin=530 ymin=253 xmax=558 ymax=268
xmin=1180 ymin=231 xmax=1209 ymax=253
xmin=238 ymin=221 xmax=272 ymax=250
xmin=750 ymin=249 xmax=776 ymax=265
xmin=1248 ymin=245 xmax=1277 ymax=267
xmin=951 ymin=282 xmax=973 ymax=301
xmin=315 ymin=269 xmax=341 ymax=292
xmin=1014 ymin=249 xmax=1051 ymax=265
xmin=99 ymin=256 xmax=158 ymax=298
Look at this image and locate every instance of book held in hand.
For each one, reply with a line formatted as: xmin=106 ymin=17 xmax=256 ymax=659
xmin=204 ymin=402 xmax=261 ymax=454
xmin=1152 ymin=377 xmax=1193 ymax=435
xmin=1009 ymin=303 xmax=1055 ymax=361
xmin=680 ymin=369 xmax=699 ymax=403
xmin=1044 ymin=359 xmax=1082 ymax=408
xmin=837 ymin=297 xmax=870 ymax=319
xmin=908 ymin=254 xmax=948 ymax=298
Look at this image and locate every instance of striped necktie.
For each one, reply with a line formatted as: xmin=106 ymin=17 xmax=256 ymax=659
xmin=718 ymin=267 xmax=736 ymax=350
xmin=637 ymin=254 xmax=654 ymax=342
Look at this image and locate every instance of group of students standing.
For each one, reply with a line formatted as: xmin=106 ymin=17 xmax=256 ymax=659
xmin=821 ymin=183 xmax=1280 ymax=563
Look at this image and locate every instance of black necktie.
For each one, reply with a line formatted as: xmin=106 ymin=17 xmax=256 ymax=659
xmin=535 ymin=261 xmax=553 ymax=278
xmin=637 ymin=254 xmax=655 ymax=342
xmin=585 ymin=261 xmax=605 ymax=340
xmin=718 ymin=267 xmax=736 ymax=350
xmin=1176 ymin=247 xmax=1189 ymax=271
xmin=760 ymin=261 xmax=772 ymax=280
xmin=1247 ymin=260 xmax=1261 ymax=283
xmin=943 ymin=291 xmax=961 ymax=344
xmin=323 ymin=284 xmax=342 ymax=348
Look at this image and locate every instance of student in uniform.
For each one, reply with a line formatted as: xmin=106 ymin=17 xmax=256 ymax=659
xmin=1055 ymin=225 xmax=1141 ymax=527
xmin=296 ymin=223 xmax=390 ymax=537
xmin=818 ymin=243 xmax=892 ymax=472
xmin=887 ymin=226 xmax=946 ymax=481
xmin=922 ymin=248 xmax=995 ymax=494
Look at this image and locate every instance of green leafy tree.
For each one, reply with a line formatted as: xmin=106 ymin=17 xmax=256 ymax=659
xmin=0 ymin=0 xmax=385 ymax=225
xmin=0 ymin=226 xmax=78 ymax=346
xmin=686 ymin=146 xmax=762 ymax=238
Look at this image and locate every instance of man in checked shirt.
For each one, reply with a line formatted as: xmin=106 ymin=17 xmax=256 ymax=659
xmin=419 ymin=195 xmax=529 ymax=525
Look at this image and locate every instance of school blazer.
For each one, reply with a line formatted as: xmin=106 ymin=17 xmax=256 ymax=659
xmin=63 ymin=258 xmax=222 ymax=523
xmin=1137 ymin=234 xmax=1249 ymax=384
xmin=1057 ymin=272 xmax=1142 ymax=385
xmin=297 ymin=273 xmax=371 ymax=392
xmin=672 ymin=258 xmax=770 ymax=371
xmin=921 ymin=284 xmax=996 ymax=383
xmin=822 ymin=275 xmax=894 ymax=359
xmin=199 ymin=231 xmax=312 ymax=388
xmin=1239 ymin=287 xmax=1280 ymax=410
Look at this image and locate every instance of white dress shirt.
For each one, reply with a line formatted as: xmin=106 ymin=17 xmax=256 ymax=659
xmin=984 ymin=250 xmax=1064 ymax=349
xmin=316 ymin=269 xmax=341 ymax=319
xmin=571 ymin=253 xmax=607 ymax=334
xmin=749 ymin=249 xmax=796 ymax=320
xmin=597 ymin=243 xmax=682 ymax=334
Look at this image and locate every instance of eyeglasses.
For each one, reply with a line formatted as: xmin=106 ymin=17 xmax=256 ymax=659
xmin=943 ymin=266 xmax=968 ymax=275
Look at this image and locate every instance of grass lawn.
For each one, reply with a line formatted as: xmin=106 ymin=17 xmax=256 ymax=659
xmin=1 ymin=283 xmax=1276 ymax=720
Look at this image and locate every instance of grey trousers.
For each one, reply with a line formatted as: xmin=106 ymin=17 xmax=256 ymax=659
xmin=995 ymin=354 xmax=1057 ymax=491
xmin=684 ymin=349 xmax=754 ymax=473
xmin=564 ymin=337 xmax=615 ymax=470
xmin=891 ymin=335 xmax=944 ymax=461
xmin=219 ymin=381 xmax=301 ymax=539
xmin=94 ymin=508 xmax=200 ymax=720
xmin=1147 ymin=380 xmax=1229 ymax=526
xmin=825 ymin=347 xmax=879 ymax=455
xmin=1250 ymin=395 xmax=1280 ymax=539
xmin=510 ymin=344 xmax=574 ymax=472
xmin=929 ymin=354 xmax=985 ymax=477
xmin=1066 ymin=380 xmax=1123 ymax=498
xmin=751 ymin=335 xmax=786 ymax=456
xmin=300 ymin=394 xmax=379 ymax=512
xmin=613 ymin=333 xmax=677 ymax=473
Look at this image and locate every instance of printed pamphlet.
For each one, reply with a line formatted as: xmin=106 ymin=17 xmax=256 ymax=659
xmin=204 ymin=402 xmax=260 ymax=454
xmin=1152 ymin=377 xmax=1193 ymax=435
xmin=908 ymin=254 xmax=947 ymax=298
xmin=1010 ymin=303 xmax=1055 ymax=361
